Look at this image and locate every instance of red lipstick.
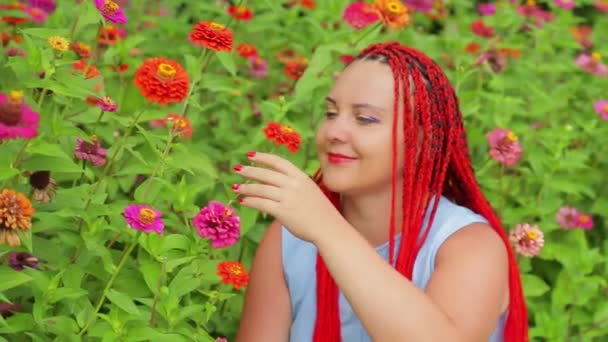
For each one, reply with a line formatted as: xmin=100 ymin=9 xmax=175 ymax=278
xmin=327 ymin=152 xmax=357 ymax=164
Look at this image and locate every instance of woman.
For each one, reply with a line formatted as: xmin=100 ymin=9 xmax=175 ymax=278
xmin=233 ymin=42 xmax=528 ymax=342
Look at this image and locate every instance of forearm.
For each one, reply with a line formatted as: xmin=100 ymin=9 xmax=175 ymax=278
xmin=314 ymin=217 xmax=465 ymax=341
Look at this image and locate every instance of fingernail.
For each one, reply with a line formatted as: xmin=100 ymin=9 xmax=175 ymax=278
xmin=233 ymin=164 xmax=243 ymax=172
xmin=246 ymin=151 xmax=256 ymax=159
xmin=238 ymin=197 xmax=244 ymax=203
xmin=232 ymin=184 xmax=240 ymax=191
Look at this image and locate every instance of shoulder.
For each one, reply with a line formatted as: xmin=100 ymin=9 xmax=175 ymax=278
xmin=436 ymin=222 xmax=508 ymax=268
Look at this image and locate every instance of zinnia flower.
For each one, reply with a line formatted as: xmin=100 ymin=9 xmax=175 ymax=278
xmin=477 ymin=3 xmax=496 ymax=16
xmin=9 ymin=252 xmax=40 ymax=271
xmin=188 ymin=21 xmax=233 ymax=52
xmin=160 ymin=113 xmax=193 ymax=138
xmin=192 ymin=201 xmax=240 ymax=248
xmin=300 ymin=0 xmax=316 ymax=9
xmin=404 ymin=0 xmax=434 ymax=12
xmin=517 ymin=1 xmax=554 ymax=28
xmin=227 ymin=5 xmax=253 ymax=21
xmin=471 ymin=19 xmax=494 ymax=38
xmin=0 ymin=91 xmax=40 ymax=140
xmin=0 ymin=188 xmax=35 ymax=248
xmin=555 ymin=206 xmax=580 ymax=230
xmin=569 ymin=25 xmax=593 ymax=49
xmin=237 ymin=43 xmax=257 ymax=58
xmin=98 ymin=25 xmax=126 ymax=46
xmin=486 ymin=128 xmax=522 ymax=166
xmin=28 ymin=0 xmax=56 ymax=14
xmin=133 ymin=57 xmax=190 ymax=105
xmin=575 ymin=213 xmax=594 ymax=230
xmin=97 ymin=96 xmax=117 ymax=112
xmin=123 ymin=204 xmax=165 ymax=235
xmin=593 ymin=100 xmax=608 ymax=120
xmin=93 ymin=0 xmax=128 ymax=24
xmin=71 ymin=42 xmax=91 ymax=58
xmin=48 ymin=36 xmax=69 ymax=52
xmin=263 ymin=121 xmax=302 ymax=153
xmin=0 ymin=303 xmax=22 ymax=318
xmin=29 ymin=170 xmax=56 ymax=204
xmin=595 ymin=0 xmax=608 ymax=12
xmin=217 ymin=261 xmax=250 ymax=290
xmin=248 ymin=56 xmax=268 ymax=79
xmin=509 ymin=223 xmax=544 ymax=258
xmin=474 ymin=49 xmax=508 ymax=73
xmin=373 ymin=0 xmax=410 ymax=30
xmin=72 ymin=59 xmax=101 ymax=79
xmin=6 ymin=47 xmax=26 ymax=57
xmin=74 ymin=136 xmax=107 ymax=166
xmin=284 ymin=58 xmax=308 ymax=81
xmin=575 ymin=53 xmax=607 ymax=77
xmin=25 ymin=7 xmax=48 ymax=23
xmin=554 ymin=0 xmax=575 ymax=10
xmin=342 ymin=2 xmax=380 ymax=30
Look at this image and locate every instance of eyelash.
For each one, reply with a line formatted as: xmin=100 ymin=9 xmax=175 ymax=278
xmin=324 ymin=112 xmax=378 ymax=125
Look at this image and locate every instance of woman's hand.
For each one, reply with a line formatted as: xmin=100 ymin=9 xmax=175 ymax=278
xmin=232 ymin=152 xmax=343 ymax=243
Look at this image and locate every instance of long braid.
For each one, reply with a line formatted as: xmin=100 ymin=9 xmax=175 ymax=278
xmin=312 ymin=42 xmax=528 ymax=342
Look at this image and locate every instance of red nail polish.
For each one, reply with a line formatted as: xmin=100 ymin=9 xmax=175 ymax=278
xmin=238 ymin=197 xmax=244 ymax=203
xmin=232 ymin=184 xmax=240 ymax=191
xmin=233 ymin=164 xmax=243 ymax=172
xmin=246 ymin=151 xmax=256 ymax=158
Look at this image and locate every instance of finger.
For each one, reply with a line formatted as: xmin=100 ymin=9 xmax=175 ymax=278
xmin=233 ymin=183 xmax=283 ymax=202
xmin=234 ymin=164 xmax=287 ymax=187
xmin=238 ymin=196 xmax=279 ymax=217
xmin=246 ymin=152 xmax=301 ymax=177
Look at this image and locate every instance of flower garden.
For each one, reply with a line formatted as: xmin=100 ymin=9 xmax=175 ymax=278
xmin=0 ymin=0 xmax=607 ymax=341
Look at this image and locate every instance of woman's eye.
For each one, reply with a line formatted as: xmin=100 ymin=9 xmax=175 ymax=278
xmin=325 ymin=112 xmax=338 ymax=119
xmin=357 ymin=116 xmax=378 ymax=124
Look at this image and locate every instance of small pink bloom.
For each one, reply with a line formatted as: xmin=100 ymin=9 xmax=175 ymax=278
xmin=554 ymin=0 xmax=575 ymax=10
xmin=97 ymin=96 xmax=117 ymax=112
xmin=123 ymin=204 xmax=165 ymax=235
xmin=555 ymin=206 xmax=580 ymax=230
xmin=342 ymin=2 xmax=380 ymax=30
xmin=575 ymin=213 xmax=594 ymax=230
xmin=0 ymin=91 xmax=40 ymax=141
xmin=517 ymin=3 xmax=554 ymax=28
xmin=74 ymin=136 xmax=107 ymax=166
xmin=93 ymin=0 xmax=128 ymax=24
xmin=25 ymin=6 xmax=48 ymax=23
xmin=215 ymin=338 xmax=228 ymax=342
xmin=477 ymin=3 xmax=496 ymax=16
xmin=9 ymin=252 xmax=40 ymax=271
xmin=28 ymin=0 xmax=56 ymax=14
xmin=474 ymin=49 xmax=508 ymax=73
xmin=404 ymin=0 xmax=434 ymax=12
xmin=248 ymin=56 xmax=268 ymax=79
xmin=510 ymin=223 xmax=544 ymax=258
xmin=192 ymin=201 xmax=240 ymax=248
xmin=575 ymin=53 xmax=607 ymax=77
xmin=593 ymin=100 xmax=608 ymax=120
xmin=486 ymin=128 xmax=523 ymax=166
xmin=594 ymin=1 xmax=608 ymax=12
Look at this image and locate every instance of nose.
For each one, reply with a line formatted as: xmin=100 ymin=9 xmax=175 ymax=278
xmin=323 ymin=114 xmax=351 ymax=143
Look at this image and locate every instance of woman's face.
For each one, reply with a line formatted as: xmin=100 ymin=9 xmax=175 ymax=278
xmin=315 ymin=59 xmax=406 ymax=195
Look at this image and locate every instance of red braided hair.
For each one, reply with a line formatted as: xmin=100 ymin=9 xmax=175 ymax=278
xmin=311 ymin=42 xmax=528 ymax=342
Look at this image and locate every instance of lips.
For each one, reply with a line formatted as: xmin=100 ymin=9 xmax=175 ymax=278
xmin=327 ymin=152 xmax=357 ymax=164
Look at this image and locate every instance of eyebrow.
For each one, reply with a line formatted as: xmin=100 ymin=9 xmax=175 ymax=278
xmin=326 ymin=97 xmax=385 ymax=112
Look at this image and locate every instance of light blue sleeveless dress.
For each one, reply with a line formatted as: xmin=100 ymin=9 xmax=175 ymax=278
xmin=281 ymin=195 xmax=507 ymax=342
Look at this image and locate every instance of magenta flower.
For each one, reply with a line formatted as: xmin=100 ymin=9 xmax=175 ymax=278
xmin=0 ymin=303 xmax=22 ymax=319
xmin=595 ymin=1 xmax=608 ymax=12
xmin=9 ymin=252 xmax=40 ymax=271
xmin=192 ymin=201 xmax=240 ymax=248
xmin=93 ymin=0 xmax=128 ymax=24
xmin=342 ymin=2 xmax=380 ymax=30
xmin=517 ymin=3 xmax=554 ymax=28
xmin=123 ymin=204 xmax=165 ymax=235
xmin=404 ymin=0 xmax=434 ymax=12
xmin=97 ymin=96 xmax=118 ymax=112
xmin=575 ymin=213 xmax=594 ymax=230
xmin=215 ymin=338 xmax=228 ymax=342
xmin=509 ymin=223 xmax=544 ymax=258
xmin=74 ymin=136 xmax=107 ymax=166
xmin=474 ymin=50 xmax=507 ymax=73
xmin=555 ymin=206 xmax=580 ymax=230
xmin=0 ymin=91 xmax=40 ymax=141
xmin=575 ymin=53 xmax=607 ymax=77
xmin=6 ymin=47 xmax=26 ymax=57
xmin=486 ymin=128 xmax=523 ymax=166
xmin=477 ymin=3 xmax=496 ymax=16
xmin=593 ymin=100 xmax=608 ymax=120
xmin=248 ymin=56 xmax=268 ymax=79
xmin=25 ymin=6 xmax=48 ymax=23
xmin=554 ymin=0 xmax=575 ymax=10
xmin=28 ymin=0 xmax=56 ymax=14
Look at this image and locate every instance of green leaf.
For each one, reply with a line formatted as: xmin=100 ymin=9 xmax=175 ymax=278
xmin=139 ymin=262 xmax=161 ymax=293
xmin=215 ymin=51 xmax=237 ymax=76
xmin=0 ymin=267 xmax=33 ymax=292
xmin=522 ymin=274 xmax=550 ymax=298
xmin=106 ymin=289 xmax=141 ymax=316
xmin=161 ymin=235 xmax=191 ymax=253
xmin=0 ymin=167 xmax=20 ymax=181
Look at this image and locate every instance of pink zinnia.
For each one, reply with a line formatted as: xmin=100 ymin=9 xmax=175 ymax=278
xmin=248 ymin=56 xmax=268 ymax=79
xmin=123 ymin=204 xmax=165 ymax=235
xmin=575 ymin=53 xmax=607 ymax=77
xmin=97 ymin=96 xmax=117 ymax=112
xmin=74 ymin=136 xmax=107 ymax=166
xmin=517 ymin=3 xmax=554 ymax=28
xmin=0 ymin=91 xmax=40 ymax=140
xmin=554 ymin=0 xmax=575 ymax=10
xmin=342 ymin=2 xmax=380 ymax=30
xmin=404 ymin=0 xmax=434 ymax=12
xmin=486 ymin=128 xmax=523 ymax=166
xmin=9 ymin=252 xmax=40 ymax=271
xmin=555 ymin=206 xmax=580 ymax=230
xmin=93 ymin=0 xmax=128 ymax=24
xmin=192 ymin=201 xmax=240 ymax=248
xmin=595 ymin=1 xmax=608 ymax=12
xmin=509 ymin=223 xmax=544 ymax=258
xmin=477 ymin=3 xmax=496 ymax=16
xmin=574 ymin=213 xmax=594 ymax=230
xmin=215 ymin=338 xmax=228 ymax=342
xmin=25 ymin=6 xmax=48 ymax=23
xmin=28 ymin=0 xmax=56 ymax=14
xmin=593 ymin=100 xmax=608 ymax=120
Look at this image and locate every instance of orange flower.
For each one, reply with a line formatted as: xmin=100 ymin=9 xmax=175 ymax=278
xmin=0 ymin=2 xmax=27 ymax=25
xmin=188 ymin=21 xmax=233 ymax=52
xmin=98 ymin=25 xmax=126 ymax=46
xmin=0 ymin=188 xmax=35 ymax=247
xmin=277 ymin=48 xmax=301 ymax=64
xmin=71 ymin=42 xmax=91 ymax=58
xmin=227 ymin=5 xmax=253 ymax=21
xmin=284 ymin=58 xmax=308 ymax=80
xmin=263 ymin=121 xmax=302 ymax=153
xmin=162 ymin=113 xmax=193 ymax=138
xmin=373 ymin=0 xmax=410 ymax=30
xmin=237 ymin=43 xmax=257 ymax=58
xmin=72 ymin=59 xmax=101 ymax=79
xmin=217 ymin=261 xmax=250 ymax=290
xmin=465 ymin=42 xmax=481 ymax=54
xmin=300 ymin=0 xmax=316 ymax=9
xmin=133 ymin=57 xmax=190 ymax=105
xmin=110 ymin=63 xmax=129 ymax=73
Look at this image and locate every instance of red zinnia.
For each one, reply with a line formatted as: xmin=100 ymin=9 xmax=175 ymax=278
xmin=217 ymin=261 xmax=250 ymax=290
xmin=133 ymin=57 xmax=190 ymax=105
xmin=162 ymin=113 xmax=193 ymax=138
xmin=237 ymin=43 xmax=257 ymax=58
xmin=72 ymin=60 xmax=101 ymax=79
xmin=301 ymin=0 xmax=316 ymax=9
xmin=227 ymin=5 xmax=253 ymax=21
xmin=471 ymin=19 xmax=494 ymax=38
xmin=284 ymin=58 xmax=308 ymax=80
xmin=98 ymin=25 xmax=126 ymax=46
xmin=188 ymin=21 xmax=233 ymax=52
xmin=263 ymin=121 xmax=302 ymax=153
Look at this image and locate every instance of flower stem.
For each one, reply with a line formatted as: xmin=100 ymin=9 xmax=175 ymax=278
xmin=149 ymin=257 xmax=167 ymax=326
xmin=68 ymin=0 xmax=85 ymax=41
xmin=78 ymin=232 xmax=141 ymax=336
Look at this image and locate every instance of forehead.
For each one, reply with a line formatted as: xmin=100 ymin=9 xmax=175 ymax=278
xmin=327 ymin=59 xmax=396 ymax=110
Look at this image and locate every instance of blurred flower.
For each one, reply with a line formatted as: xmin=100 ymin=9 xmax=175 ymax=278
xmin=555 ymin=206 xmax=579 ymax=230
xmin=6 ymin=47 xmax=26 ymax=57
xmin=263 ymin=121 xmax=302 ymax=153
xmin=110 ymin=63 xmax=129 ymax=73
xmin=98 ymin=25 xmax=126 ymax=46
xmin=517 ymin=1 xmax=553 ymax=28
xmin=28 ymin=0 xmax=56 ymax=14
xmin=47 ymin=36 xmax=68 ymax=52
xmin=1 ymin=32 xmax=21 ymax=47
xmin=0 ymin=91 xmax=40 ymax=140
xmin=248 ymin=56 xmax=268 ymax=79
xmin=9 ymin=252 xmax=40 ymax=271
xmin=486 ymin=128 xmax=522 ymax=166
xmin=192 ymin=201 xmax=240 ymax=248
xmin=93 ymin=0 xmax=127 ymax=24
xmin=575 ymin=213 xmax=594 ymax=230
xmin=471 ymin=19 xmax=494 ymax=38
xmin=340 ymin=54 xmax=355 ymax=65
xmin=465 ymin=42 xmax=481 ymax=54
xmin=575 ymin=52 xmax=607 ymax=77
xmin=595 ymin=0 xmax=608 ymax=12
xmin=423 ymin=0 xmax=448 ymax=20
xmin=160 ymin=113 xmax=193 ymax=138
xmin=29 ymin=170 xmax=56 ymax=204
xmin=474 ymin=49 xmax=508 ymax=73
xmin=72 ymin=59 xmax=101 ymax=80
xmin=237 ymin=43 xmax=257 ymax=58
xmin=215 ymin=338 xmax=228 ymax=342
xmin=123 ymin=204 xmax=165 ymax=235
xmin=217 ymin=261 xmax=250 ymax=289
xmin=569 ymin=25 xmax=593 ymax=49
xmin=554 ymin=0 xmax=574 ymax=10
xmin=0 ymin=303 xmax=22 ymax=318
xmin=0 ymin=2 xmax=28 ymax=25
xmin=134 ymin=57 xmax=190 ymax=105
xmin=97 ymin=96 xmax=117 ymax=112
xmin=25 ymin=6 xmax=48 ymax=23
xmin=593 ymin=100 xmax=608 ymax=120
xmin=510 ymin=223 xmax=544 ymax=257
xmin=300 ymin=0 xmax=316 ymax=9
xmin=74 ymin=136 xmax=107 ymax=167
xmin=227 ymin=5 xmax=253 ymax=20
xmin=404 ymin=0 xmax=434 ymax=12
xmin=373 ymin=0 xmax=410 ymax=30
xmin=189 ymin=21 xmax=233 ymax=52
xmin=284 ymin=58 xmax=308 ymax=80
xmin=342 ymin=1 xmax=380 ymax=30
xmin=477 ymin=3 xmax=496 ymax=16
xmin=70 ymin=41 xmax=91 ymax=58
xmin=0 ymin=188 xmax=34 ymax=248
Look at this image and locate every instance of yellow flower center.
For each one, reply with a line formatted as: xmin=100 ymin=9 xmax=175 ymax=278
xmin=281 ymin=126 xmax=294 ymax=134
xmin=48 ymin=36 xmax=69 ymax=52
xmin=526 ymin=230 xmax=538 ymax=240
xmin=591 ymin=52 xmax=601 ymax=61
xmin=526 ymin=0 xmax=536 ymax=6
xmin=102 ymin=0 xmax=119 ymax=15
xmin=225 ymin=209 xmax=232 ymax=217
xmin=603 ymin=104 xmax=608 ymax=113
xmin=30 ymin=7 xmax=44 ymax=16
xmin=507 ymin=131 xmax=518 ymax=142
xmin=236 ymin=6 xmax=247 ymax=14
xmin=79 ymin=42 xmax=91 ymax=51
xmin=210 ymin=22 xmax=225 ymax=30
xmin=577 ymin=214 xmax=589 ymax=223
xmin=101 ymin=96 xmax=115 ymax=106
xmin=156 ymin=63 xmax=176 ymax=80
xmin=8 ymin=90 xmax=23 ymax=103
xmin=229 ymin=264 xmax=242 ymax=275
xmin=386 ymin=1 xmax=405 ymax=14
xmin=138 ymin=208 xmax=156 ymax=225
